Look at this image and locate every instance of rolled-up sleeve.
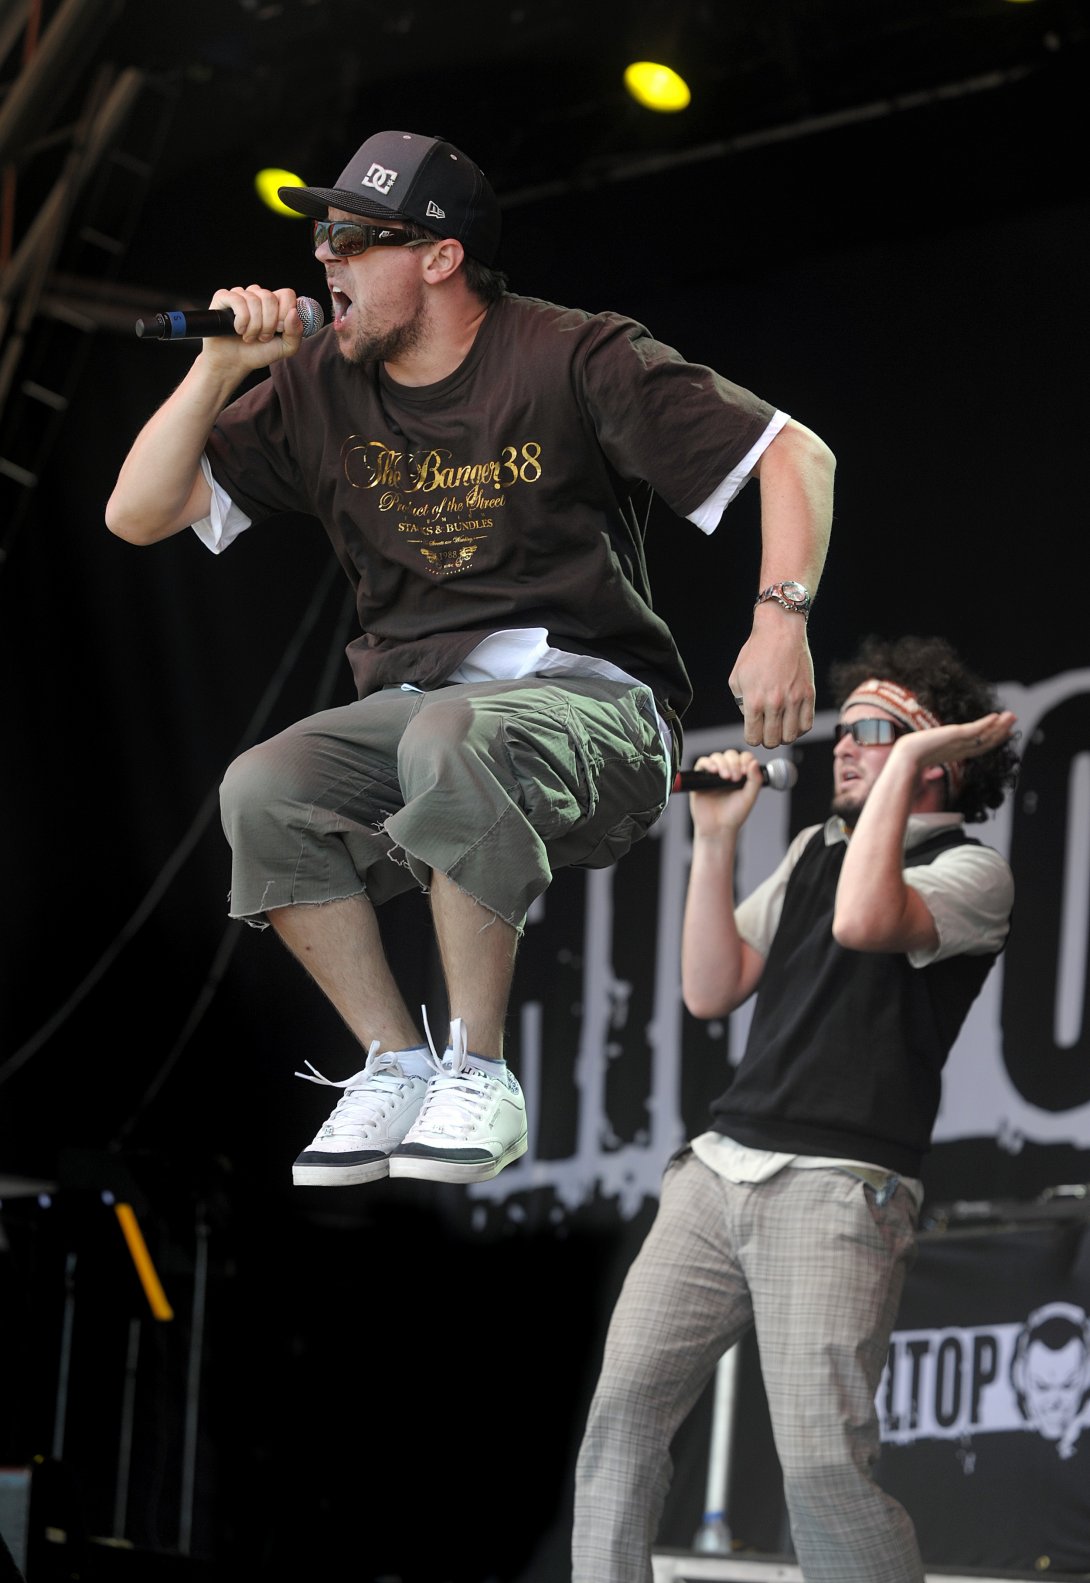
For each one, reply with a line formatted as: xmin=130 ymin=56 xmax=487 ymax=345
xmin=190 ymin=454 xmax=253 ymax=553
xmin=906 ymin=844 xmax=1014 ymax=966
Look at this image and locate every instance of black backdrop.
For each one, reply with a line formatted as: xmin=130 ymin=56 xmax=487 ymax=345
xmin=1 ymin=56 xmax=1089 ymax=1583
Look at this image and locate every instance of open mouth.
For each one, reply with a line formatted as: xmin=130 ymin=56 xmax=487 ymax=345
xmin=329 ymin=285 xmax=353 ymax=328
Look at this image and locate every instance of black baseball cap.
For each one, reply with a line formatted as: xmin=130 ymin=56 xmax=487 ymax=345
xmin=278 ymin=130 xmax=501 ymax=266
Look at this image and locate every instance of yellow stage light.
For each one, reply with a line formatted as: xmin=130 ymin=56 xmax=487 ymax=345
xmin=624 ymin=60 xmax=691 ymax=112
xmin=255 ymin=167 xmax=306 ymax=216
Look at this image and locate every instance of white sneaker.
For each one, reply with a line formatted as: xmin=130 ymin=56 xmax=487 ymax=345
xmin=292 ymin=1041 xmax=430 ymax=1186
xmin=388 ymin=1019 xmax=528 ymax=1184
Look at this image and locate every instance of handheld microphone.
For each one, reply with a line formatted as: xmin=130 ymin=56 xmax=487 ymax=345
xmin=673 ymin=758 xmax=798 ymax=794
xmin=134 ymin=296 xmax=325 ymax=340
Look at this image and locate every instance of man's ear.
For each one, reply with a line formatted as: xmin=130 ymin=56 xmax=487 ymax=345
xmin=916 ymin=761 xmax=951 ymax=813
xmin=422 ymin=237 xmax=465 ymax=282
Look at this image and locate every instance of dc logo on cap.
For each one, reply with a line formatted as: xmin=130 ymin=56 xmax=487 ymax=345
xmin=362 ymin=162 xmax=398 ymax=196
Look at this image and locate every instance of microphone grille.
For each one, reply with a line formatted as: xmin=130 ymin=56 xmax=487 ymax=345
xmin=765 ymin=758 xmax=799 ymax=791
xmin=297 ymin=296 xmax=325 ymax=337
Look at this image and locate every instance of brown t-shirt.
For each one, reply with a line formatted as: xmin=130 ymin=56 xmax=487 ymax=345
xmin=204 ymin=292 xmax=777 ymax=717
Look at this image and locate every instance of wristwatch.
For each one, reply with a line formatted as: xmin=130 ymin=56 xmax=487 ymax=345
xmin=754 ymin=580 xmax=812 ymax=618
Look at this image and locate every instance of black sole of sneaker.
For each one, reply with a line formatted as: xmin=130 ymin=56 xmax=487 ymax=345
xmin=386 ymin=1136 xmax=528 ymax=1184
xmin=291 ymin=1161 xmax=390 ymax=1186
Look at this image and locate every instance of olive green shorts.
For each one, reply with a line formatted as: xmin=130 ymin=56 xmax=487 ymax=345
xmin=219 ymin=675 xmax=671 ymax=933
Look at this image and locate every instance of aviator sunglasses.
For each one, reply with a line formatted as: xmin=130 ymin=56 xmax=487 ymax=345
xmin=311 ymin=219 xmax=426 ymax=257
xmin=833 ymin=718 xmax=909 ymax=746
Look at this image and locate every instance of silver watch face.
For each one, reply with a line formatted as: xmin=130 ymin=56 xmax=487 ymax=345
xmin=780 ymin=581 xmax=809 ymax=605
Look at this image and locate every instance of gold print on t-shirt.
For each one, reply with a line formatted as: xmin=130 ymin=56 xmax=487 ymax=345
xmin=419 ymin=542 xmax=480 ymax=576
xmin=339 ymin=434 xmax=543 ymax=579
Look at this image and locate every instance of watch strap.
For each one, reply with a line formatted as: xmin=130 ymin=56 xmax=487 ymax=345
xmin=754 ymin=581 xmax=812 ymax=617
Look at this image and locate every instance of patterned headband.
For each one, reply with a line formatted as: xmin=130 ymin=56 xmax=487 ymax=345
xmin=841 ymin=677 xmax=964 ymax=794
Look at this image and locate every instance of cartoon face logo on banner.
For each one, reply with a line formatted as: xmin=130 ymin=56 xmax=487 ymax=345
xmin=1010 ymin=1302 xmax=1090 ymax=1459
xmin=879 ymin=1298 xmax=1090 ymax=1456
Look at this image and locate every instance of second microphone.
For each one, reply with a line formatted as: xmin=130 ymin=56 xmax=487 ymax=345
xmin=673 ymin=758 xmax=798 ymax=794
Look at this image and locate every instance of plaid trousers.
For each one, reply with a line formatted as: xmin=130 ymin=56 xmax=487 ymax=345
xmin=572 ymin=1147 xmax=925 ymax=1583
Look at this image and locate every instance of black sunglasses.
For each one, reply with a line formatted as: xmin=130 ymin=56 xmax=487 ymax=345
xmin=834 ymin=718 xmax=908 ymax=746
xmin=311 ymin=220 xmax=424 ymax=258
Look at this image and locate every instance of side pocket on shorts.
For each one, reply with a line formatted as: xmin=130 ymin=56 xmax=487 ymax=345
xmin=574 ymin=693 xmax=669 ymax=869
xmin=501 ymin=683 xmax=668 ymax=866
xmin=502 ymin=706 xmax=596 ymax=840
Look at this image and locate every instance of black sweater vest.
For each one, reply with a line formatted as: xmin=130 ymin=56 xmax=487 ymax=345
xmin=709 ymin=826 xmax=999 ymax=1178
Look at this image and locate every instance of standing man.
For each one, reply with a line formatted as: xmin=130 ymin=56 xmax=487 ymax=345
xmin=573 ymin=634 xmax=1020 ymax=1582
xmin=105 ymin=129 xmax=835 ymax=1189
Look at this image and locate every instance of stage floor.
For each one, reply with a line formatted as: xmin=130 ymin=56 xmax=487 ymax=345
xmin=652 ymin=1550 xmax=1090 ymax=1582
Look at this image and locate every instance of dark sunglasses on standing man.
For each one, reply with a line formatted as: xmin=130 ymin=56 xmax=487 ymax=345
xmin=833 ymin=718 xmax=909 ymax=746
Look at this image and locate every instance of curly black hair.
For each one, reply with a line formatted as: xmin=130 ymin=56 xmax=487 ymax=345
xmin=828 ymin=634 xmax=1021 ymax=823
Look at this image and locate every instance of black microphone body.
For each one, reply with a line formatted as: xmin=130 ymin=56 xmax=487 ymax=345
xmin=135 ymin=297 xmax=325 ymax=340
xmin=673 ymin=759 xmax=798 ymax=794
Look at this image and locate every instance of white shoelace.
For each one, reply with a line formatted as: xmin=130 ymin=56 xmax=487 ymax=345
xmin=295 ymin=1040 xmax=420 ymax=1137
xmin=416 ymin=1009 xmax=494 ymax=1136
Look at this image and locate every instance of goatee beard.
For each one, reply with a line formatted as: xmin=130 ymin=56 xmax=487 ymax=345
xmin=830 ymin=795 xmax=859 ymax=829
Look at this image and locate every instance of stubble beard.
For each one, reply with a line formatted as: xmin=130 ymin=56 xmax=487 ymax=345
xmin=338 ymin=300 xmax=427 ymax=367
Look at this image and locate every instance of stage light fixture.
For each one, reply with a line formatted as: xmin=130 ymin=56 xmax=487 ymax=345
xmin=624 ymin=60 xmax=691 ymax=112
xmin=255 ymin=166 xmax=306 ymax=216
